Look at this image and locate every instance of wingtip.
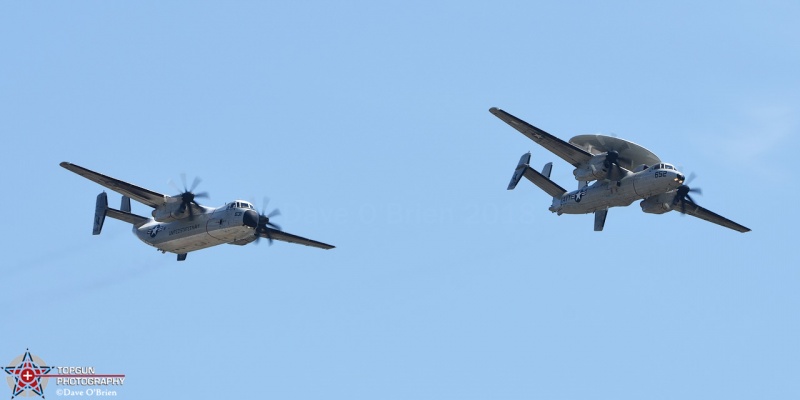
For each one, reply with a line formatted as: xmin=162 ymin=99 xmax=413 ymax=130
xmin=489 ymin=107 xmax=500 ymax=114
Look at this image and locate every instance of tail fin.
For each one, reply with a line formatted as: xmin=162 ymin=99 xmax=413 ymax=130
xmin=94 ymin=193 xmax=148 ymax=233
xmin=594 ymin=208 xmax=608 ymax=231
xmin=94 ymin=192 xmax=108 ymax=235
xmin=507 ymin=153 xmax=568 ymax=198
xmin=541 ymin=162 xmax=553 ymax=179
xmin=508 ymin=152 xmax=532 ymax=190
xmin=121 ymin=196 xmax=131 ymax=213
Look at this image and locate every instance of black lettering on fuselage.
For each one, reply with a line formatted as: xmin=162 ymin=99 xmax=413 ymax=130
xmin=169 ymin=224 xmax=200 ymax=236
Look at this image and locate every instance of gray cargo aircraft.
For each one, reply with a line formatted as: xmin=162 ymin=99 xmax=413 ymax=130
xmin=61 ymin=162 xmax=334 ymax=261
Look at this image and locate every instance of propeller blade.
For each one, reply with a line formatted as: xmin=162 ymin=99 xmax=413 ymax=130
xmin=267 ymin=222 xmax=282 ymax=231
xmin=685 ymin=172 xmax=697 ymax=186
xmin=170 ymin=174 xmax=208 ymax=220
xmin=168 ymin=179 xmax=181 ymax=194
xmin=189 ymin=176 xmax=202 ymax=192
xmin=254 ymin=232 xmax=273 ymax=245
xmin=252 ymin=196 xmax=282 ymax=244
xmin=261 ymin=197 xmax=270 ymax=215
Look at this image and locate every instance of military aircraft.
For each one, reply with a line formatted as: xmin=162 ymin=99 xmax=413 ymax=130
xmin=60 ymin=162 xmax=335 ymax=261
xmin=490 ymin=108 xmax=750 ymax=232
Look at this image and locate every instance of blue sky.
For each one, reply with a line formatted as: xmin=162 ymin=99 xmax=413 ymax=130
xmin=2 ymin=1 xmax=798 ymax=399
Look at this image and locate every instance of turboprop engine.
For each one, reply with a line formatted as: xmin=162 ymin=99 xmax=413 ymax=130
xmin=151 ymin=174 xmax=208 ymax=222
xmin=640 ymin=192 xmax=674 ymax=214
xmin=573 ymin=154 xmax=611 ymax=181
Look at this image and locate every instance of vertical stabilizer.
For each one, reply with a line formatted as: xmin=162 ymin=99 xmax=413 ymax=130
xmin=541 ymin=162 xmax=553 ymax=179
xmin=121 ymin=196 xmax=132 ymax=212
xmin=94 ymin=192 xmax=108 ymax=235
xmin=594 ymin=209 xmax=608 ymax=231
xmin=507 ymin=152 xmax=532 ymax=190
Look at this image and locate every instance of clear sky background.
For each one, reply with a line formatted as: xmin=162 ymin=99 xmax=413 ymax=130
xmin=2 ymin=1 xmax=798 ymax=399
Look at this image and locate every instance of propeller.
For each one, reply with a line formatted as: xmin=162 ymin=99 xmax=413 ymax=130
xmin=596 ymin=136 xmax=632 ymax=181
xmin=672 ymin=172 xmax=702 ymax=214
xmin=169 ymin=173 xmax=209 ymax=219
xmin=254 ymin=197 xmax=282 ymax=245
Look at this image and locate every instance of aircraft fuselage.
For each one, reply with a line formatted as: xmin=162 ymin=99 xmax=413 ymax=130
xmin=134 ymin=202 xmax=259 ymax=254
xmin=550 ymin=165 xmax=684 ymax=215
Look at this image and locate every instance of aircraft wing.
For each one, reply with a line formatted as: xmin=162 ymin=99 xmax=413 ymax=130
xmin=60 ymin=162 xmax=167 ymax=208
xmin=259 ymin=228 xmax=335 ymax=250
xmin=490 ymin=107 xmax=593 ymax=167
xmin=681 ymin=203 xmax=751 ymax=233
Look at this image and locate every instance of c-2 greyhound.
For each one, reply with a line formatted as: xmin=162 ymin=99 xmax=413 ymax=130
xmin=61 ymin=162 xmax=334 ymax=261
xmin=490 ymin=108 xmax=750 ymax=232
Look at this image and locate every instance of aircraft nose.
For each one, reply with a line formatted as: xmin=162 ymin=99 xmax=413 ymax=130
xmin=677 ymin=174 xmax=685 ymax=183
xmin=243 ymin=210 xmax=260 ymax=228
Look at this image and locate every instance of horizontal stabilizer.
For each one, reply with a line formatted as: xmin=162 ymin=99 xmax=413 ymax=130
xmin=521 ymin=167 xmax=568 ymax=198
xmin=106 ymin=208 xmax=149 ymax=226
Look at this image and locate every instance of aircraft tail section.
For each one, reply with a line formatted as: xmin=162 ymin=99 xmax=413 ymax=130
xmin=121 ymin=196 xmax=132 ymax=212
xmin=507 ymin=152 xmax=531 ymax=190
xmin=94 ymin=192 xmax=108 ymax=235
xmin=594 ymin=208 xmax=608 ymax=231
xmin=92 ymin=192 xmax=148 ymax=235
xmin=507 ymin=153 xmax=568 ymax=198
xmin=541 ymin=162 xmax=553 ymax=179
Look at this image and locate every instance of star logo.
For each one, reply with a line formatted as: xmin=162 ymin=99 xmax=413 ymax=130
xmin=4 ymin=350 xmax=52 ymax=399
xmin=147 ymin=225 xmax=164 ymax=238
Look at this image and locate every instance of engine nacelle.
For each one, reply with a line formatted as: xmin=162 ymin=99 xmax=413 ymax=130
xmin=573 ymin=155 xmax=608 ymax=181
xmin=151 ymin=198 xmax=184 ymax=222
xmin=640 ymin=193 xmax=674 ymax=214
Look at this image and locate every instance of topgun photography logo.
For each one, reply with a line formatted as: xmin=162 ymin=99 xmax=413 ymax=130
xmin=4 ymin=349 xmax=125 ymax=398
